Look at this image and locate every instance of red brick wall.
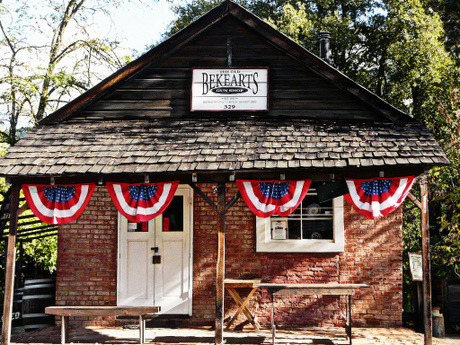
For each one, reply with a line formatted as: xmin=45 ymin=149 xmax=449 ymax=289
xmin=340 ymin=202 xmax=403 ymax=327
xmin=193 ymin=184 xmax=403 ymax=328
xmin=56 ymin=186 xmax=118 ymax=326
xmin=56 ymin=183 xmax=403 ymax=327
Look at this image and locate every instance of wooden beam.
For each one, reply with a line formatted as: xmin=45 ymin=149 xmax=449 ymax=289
xmin=215 ymin=182 xmax=226 ymax=345
xmin=17 ymin=201 xmax=28 ymax=216
xmin=408 ymin=192 xmax=422 ymax=210
xmin=224 ymin=191 xmax=240 ymax=213
xmin=1 ymin=185 xmax=20 ymax=345
xmin=186 ymin=182 xmax=240 ymax=344
xmin=420 ymin=176 xmax=432 ymax=345
xmin=189 ymin=183 xmax=217 ymax=211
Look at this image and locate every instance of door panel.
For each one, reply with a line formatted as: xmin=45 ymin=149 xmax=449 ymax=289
xmin=154 ymin=187 xmax=192 ymax=314
xmin=127 ymin=241 xmax=149 ymax=298
xmin=118 ymin=185 xmax=193 ymax=315
xmin=118 ymin=216 xmax=154 ymax=306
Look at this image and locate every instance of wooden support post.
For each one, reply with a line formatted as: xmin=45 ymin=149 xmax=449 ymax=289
xmin=420 ymin=176 xmax=432 ymax=345
xmin=1 ymin=184 xmax=20 ymax=345
xmin=215 ymin=182 xmax=226 ymax=345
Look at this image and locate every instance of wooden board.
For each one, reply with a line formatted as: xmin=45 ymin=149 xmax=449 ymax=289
xmin=255 ymin=283 xmax=368 ymax=296
xmin=224 ymin=279 xmax=262 ymax=288
xmin=444 ymin=280 xmax=460 ymax=323
xmin=45 ymin=306 xmax=160 ymax=317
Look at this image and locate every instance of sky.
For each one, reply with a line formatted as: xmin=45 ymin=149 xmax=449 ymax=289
xmin=97 ymin=1 xmax=177 ymax=54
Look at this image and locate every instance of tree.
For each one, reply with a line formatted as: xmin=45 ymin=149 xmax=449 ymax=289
xmin=426 ymin=0 xmax=460 ymax=65
xmin=428 ymin=83 xmax=460 ymax=279
xmin=0 ymin=0 xmax=133 ymax=145
xmin=383 ymin=0 xmax=453 ymax=123
xmin=0 ymin=0 xmax=147 ymax=283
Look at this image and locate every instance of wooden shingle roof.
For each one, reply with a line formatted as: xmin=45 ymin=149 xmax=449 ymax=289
xmin=0 ymin=116 xmax=447 ymax=178
xmin=0 ymin=1 xmax=449 ymax=181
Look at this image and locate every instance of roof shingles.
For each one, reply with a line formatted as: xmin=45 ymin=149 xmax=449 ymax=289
xmin=0 ymin=116 xmax=449 ymax=177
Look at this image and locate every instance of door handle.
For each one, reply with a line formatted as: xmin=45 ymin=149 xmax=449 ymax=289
xmin=151 ymin=247 xmax=159 ymax=253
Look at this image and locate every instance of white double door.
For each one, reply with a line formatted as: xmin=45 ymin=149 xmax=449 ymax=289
xmin=118 ymin=186 xmax=193 ymax=315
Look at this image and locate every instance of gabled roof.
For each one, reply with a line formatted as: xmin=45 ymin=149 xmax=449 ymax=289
xmin=41 ymin=0 xmax=412 ymax=125
xmin=0 ymin=0 xmax=448 ymax=181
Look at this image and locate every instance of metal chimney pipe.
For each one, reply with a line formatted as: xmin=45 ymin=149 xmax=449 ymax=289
xmin=319 ymin=31 xmax=331 ymax=63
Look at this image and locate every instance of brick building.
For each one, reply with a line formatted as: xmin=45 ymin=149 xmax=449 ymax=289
xmin=0 ymin=1 xmax=448 ymax=343
xmin=55 ymin=183 xmax=404 ymax=328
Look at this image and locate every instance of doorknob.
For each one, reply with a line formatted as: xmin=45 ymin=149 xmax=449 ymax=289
xmin=151 ymin=247 xmax=159 ymax=253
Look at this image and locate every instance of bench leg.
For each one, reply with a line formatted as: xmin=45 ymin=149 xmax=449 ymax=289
xmin=139 ymin=315 xmax=146 ymax=344
xmin=271 ymin=293 xmax=276 ymax=345
xmin=346 ymin=295 xmax=352 ymax=345
xmin=61 ymin=316 xmax=69 ymax=345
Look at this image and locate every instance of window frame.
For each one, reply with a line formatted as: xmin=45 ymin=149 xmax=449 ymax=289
xmin=255 ymin=196 xmax=344 ymax=253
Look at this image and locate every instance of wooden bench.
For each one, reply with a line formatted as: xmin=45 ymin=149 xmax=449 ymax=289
xmin=45 ymin=306 xmax=160 ymax=344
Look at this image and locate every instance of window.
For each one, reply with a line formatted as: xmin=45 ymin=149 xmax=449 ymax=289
xmin=256 ymin=188 xmax=344 ymax=253
xmin=162 ymin=195 xmax=184 ymax=232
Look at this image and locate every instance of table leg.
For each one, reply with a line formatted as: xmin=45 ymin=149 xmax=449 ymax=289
xmin=225 ymin=287 xmax=260 ymax=331
xmin=139 ymin=315 xmax=146 ymax=344
xmin=346 ymin=295 xmax=352 ymax=345
xmin=61 ymin=315 xmax=69 ymax=345
xmin=271 ymin=292 xmax=276 ymax=345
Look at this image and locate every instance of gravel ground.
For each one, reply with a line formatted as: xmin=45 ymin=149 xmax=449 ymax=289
xmin=9 ymin=325 xmax=460 ymax=345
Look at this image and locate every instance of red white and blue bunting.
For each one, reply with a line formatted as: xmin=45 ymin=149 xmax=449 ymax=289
xmin=236 ymin=180 xmax=312 ymax=218
xmin=344 ymin=176 xmax=416 ymax=219
xmin=22 ymin=183 xmax=95 ymax=224
xmin=106 ymin=181 xmax=179 ymax=223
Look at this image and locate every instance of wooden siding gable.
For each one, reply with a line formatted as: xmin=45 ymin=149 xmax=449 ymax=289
xmin=62 ymin=16 xmax=386 ymax=124
xmin=39 ymin=0 xmax=414 ymax=125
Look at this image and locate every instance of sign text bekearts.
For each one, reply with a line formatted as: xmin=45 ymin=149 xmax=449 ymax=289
xmin=191 ymin=68 xmax=268 ymax=111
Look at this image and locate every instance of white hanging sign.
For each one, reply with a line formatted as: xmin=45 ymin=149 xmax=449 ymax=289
xmin=408 ymin=252 xmax=423 ymax=282
xmin=191 ymin=68 xmax=268 ymax=111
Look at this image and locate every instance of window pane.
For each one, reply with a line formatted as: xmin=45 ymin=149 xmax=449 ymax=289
xmin=268 ymin=185 xmax=334 ymax=240
xmin=302 ymin=219 xmax=333 ymax=239
xmin=301 ymin=194 xmax=333 ymax=240
xmin=163 ymin=196 xmax=184 ymax=232
xmin=288 ymin=219 xmax=301 ymax=239
xmin=127 ymin=221 xmax=148 ymax=232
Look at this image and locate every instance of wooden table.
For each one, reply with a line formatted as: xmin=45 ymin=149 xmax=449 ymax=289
xmin=224 ymin=278 xmax=262 ymax=331
xmin=254 ymin=283 xmax=368 ymax=345
xmin=46 ymin=306 xmax=160 ymax=344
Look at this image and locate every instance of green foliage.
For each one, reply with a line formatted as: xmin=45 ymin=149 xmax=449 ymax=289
xmin=428 ymin=84 xmax=460 ymax=279
xmin=0 ymin=147 xmax=58 ymax=278
xmin=164 ymin=0 xmax=225 ymax=37
xmin=402 ymin=187 xmax=421 ymax=311
xmin=0 ymin=0 xmax=134 ymax=144
xmin=427 ymin=0 xmax=460 ymax=65
xmin=22 ymin=236 xmax=58 ymax=275
xmin=383 ymin=0 xmax=453 ymax=121
xmin=164 ymin=0 xmax=454 ymax=120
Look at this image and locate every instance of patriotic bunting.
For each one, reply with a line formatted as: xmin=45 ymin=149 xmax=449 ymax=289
xmin=344 ymin=176 xmax=416 ymax=219
xmin=236 ymin=179 xmax=312 ymax=218
xmin=23 ymin=184 xmax=95 ymax=224
xmin=106 ymin=181 xmax=179 ymax=223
